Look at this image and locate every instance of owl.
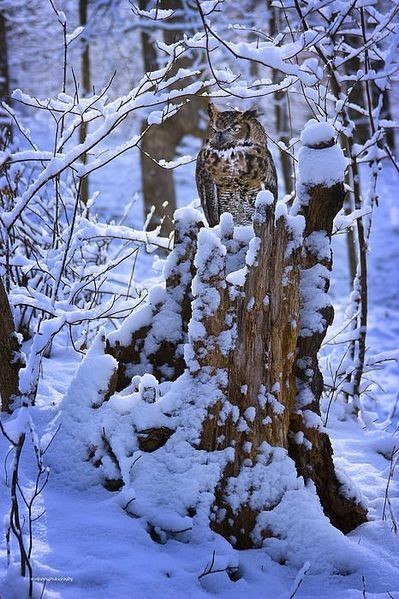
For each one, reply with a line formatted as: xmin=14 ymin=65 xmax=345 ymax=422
xmin=196 ymin=104 xmax=277 ymax=227
xmin=196 ymin=103 xmax=277 ymax=227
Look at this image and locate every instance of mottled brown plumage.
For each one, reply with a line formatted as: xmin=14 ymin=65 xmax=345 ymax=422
xmin=196 ymin=103 xmax=277 ymax=226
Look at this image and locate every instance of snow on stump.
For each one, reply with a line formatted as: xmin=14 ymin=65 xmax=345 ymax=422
xmin=106 ymin=207 xmax=204 ymax=388
xmin=63 ymin=121 xmax=367 ymax=551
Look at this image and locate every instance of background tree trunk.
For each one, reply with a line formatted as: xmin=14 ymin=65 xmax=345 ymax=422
xmin=139 ymin=0 xmax=206 ymax=236
xmin=0 ymin=9 xmax=12 ymax=149
xmin=0 ymin=276 xmax=21 ymax=412
xmin=79 ymin=0 xmax=90 ymax=204
xmin=269 ymin=3 xmax=293 ymax=196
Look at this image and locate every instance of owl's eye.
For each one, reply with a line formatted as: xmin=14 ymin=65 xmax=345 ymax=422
xmin=231 ymin=124 xmax=241 ymax=133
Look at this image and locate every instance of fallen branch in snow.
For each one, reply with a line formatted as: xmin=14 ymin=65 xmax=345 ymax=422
xmin=0 ymin=408 xmax=55 ymax=598
xmin=288 ymin=561 xmax=311 ymax=599
xmin=198 ymin=550 xmax=240 ymax=582
xmin=382 ymin=445 xmax=399 ymax=533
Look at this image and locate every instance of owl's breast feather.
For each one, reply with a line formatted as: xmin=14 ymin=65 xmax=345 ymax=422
xmin=206 ymin=146 xmax=254 ymax=184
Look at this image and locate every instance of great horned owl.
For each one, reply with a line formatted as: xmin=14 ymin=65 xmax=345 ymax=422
xmin=196 ymin=103 xmax=277 ymax=227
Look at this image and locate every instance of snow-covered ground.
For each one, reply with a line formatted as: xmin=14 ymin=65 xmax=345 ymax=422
xmin=0 ymin=135 xmax=398 ymax=598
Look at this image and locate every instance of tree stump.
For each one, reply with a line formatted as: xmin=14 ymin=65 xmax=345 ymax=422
xmin=91 ymin=121 xmax=367 ymax=549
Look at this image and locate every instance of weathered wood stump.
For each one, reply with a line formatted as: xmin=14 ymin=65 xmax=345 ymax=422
xmin=99 ymin=121 xmax=367 ymax=548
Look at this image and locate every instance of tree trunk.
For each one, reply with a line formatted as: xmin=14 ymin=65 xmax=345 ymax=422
xmin=0 ymin=276 xmax=21 ymax=412
xmin=79 ymin=0 xmax=90 ymax=204
xmin=139 ymin=0 xmax=206 ymax=236
xmin=191 ymin=130 xmax=366 ymax=546
xmin=0 ymin=10 xmax=12 ymax=149
xmin=193 ymin=201 xmax=302 ymax=547
xmin=269 ymin=3 xmax=292 ymax=195
xmin=139 ymin=4 xmax=174 ymax=235
xmin=288 ymin=137 xmax=366 ymax=531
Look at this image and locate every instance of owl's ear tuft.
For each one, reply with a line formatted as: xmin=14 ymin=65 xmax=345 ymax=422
xmin=242 ymin=108 xmax=259 ymax=120
xmin=207 ymin=102 xmax=218 ymax=121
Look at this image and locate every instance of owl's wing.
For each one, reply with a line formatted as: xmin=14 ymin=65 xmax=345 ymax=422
xmin=196 ymin=149 xmax=219 ymax=227
xmin=262 ymin=147 xmax=278 ymax=200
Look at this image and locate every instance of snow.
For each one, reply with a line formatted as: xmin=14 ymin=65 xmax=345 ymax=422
xmin=255 ymin=189 xmax=274 ymax=209
xmin=226 ymin=38 xmax=318 ymax=86
xmin=226 ymin=266 xmax=247 ymax=287
xmin=108 ymin=294 xmax=156 ymax=347
xmin=134 ymin=8 xmax=174 ymax=20
xmin=139 ymin=373 xmax=159 ymax=403
xmin=65 ymin=26 xmax=84 ymax=45
xmin=147 ymin=110 xmax=166 ymax=125
xmin=225 ymin=445 xmax=301 ymax=525
xmin=299 ymin=264 xmax=332 ymax=336
xmin=304 ymin=230 xmax=331 ymax=260
xmin=1 ymin=15 xmax=399 ymax=599
xmin=199 ymin=1 xmax=221 ymax=14
xmin=244 ymin=407 xmax=256 ymax=423
xmin=274 ymin=200 xmax=288 ymax=222
xmin=289 ymin=120 xmax=349 ymax=194
xmin=300 ymin=121 xmax=335 ymax=147
xmin=245 ymin=237 xmax=261 ymax=267
xmin=1 ymin=160 xmax=398 ymax=599
xmin=298 ymin=145 xmax=348 ymax=187
xmin=259 ymin=486 xmax=360 ymax=572
xmin=192 ymin=228 xmax=226 ymax=317
xmin=253 ymin=190 xmax=274 ymax=225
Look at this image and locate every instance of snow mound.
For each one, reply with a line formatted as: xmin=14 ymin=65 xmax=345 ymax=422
xmin=300 ymin=121 xmax=335 ymax=147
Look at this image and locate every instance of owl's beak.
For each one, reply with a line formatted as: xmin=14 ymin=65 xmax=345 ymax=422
xmin=215 ymin=131 xmax=228 ymax=145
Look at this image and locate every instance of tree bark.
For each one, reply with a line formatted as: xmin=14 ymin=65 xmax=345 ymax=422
xmin=269 ymin=3 xmax=292 ymax=195
xmin=139 ymin=0 xmax=206 ymax=236
xmin=79 ymin=0 xmax=91 ymax=204
xmin=289 ymin=157 xmax=367 ymax=531
xmin=0 ymin=10 xmax=12 ymax=149
xmin=0 ymin=276 xmax=21 ymax=412
xmin=191 ymin=201 xmax=301 ymax=547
